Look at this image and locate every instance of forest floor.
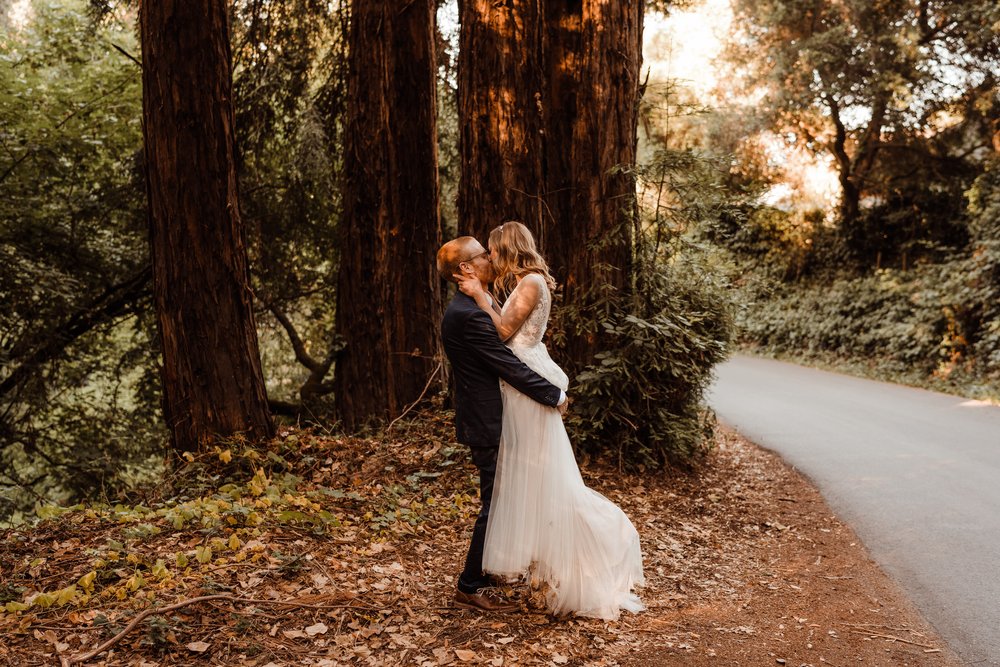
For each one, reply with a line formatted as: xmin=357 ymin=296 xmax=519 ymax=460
xmin=0 ymin=411 xmax=962 ymax=666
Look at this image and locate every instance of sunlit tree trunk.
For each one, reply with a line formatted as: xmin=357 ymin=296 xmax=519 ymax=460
xmin=456 ymin=0 xmax=643 ymax=371
xmin=334 ymin=0 xmax=443 ymax=429
xmin=140 ymin=0 xmax=274 ymax=452
xmin=457 ymin=0 xmax=546 ymax=242
xmin=543 ymin=0 xmax=643 ymax=369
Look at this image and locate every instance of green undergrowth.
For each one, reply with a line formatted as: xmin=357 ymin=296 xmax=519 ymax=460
xmin=740 ymin=342 xmax=1000 ymax=404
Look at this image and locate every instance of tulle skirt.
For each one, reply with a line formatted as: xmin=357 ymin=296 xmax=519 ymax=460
xmin=482 ymin=343 xmax=645 ymax=620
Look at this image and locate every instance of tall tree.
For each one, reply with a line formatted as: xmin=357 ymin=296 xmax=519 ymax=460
xmin=334 ymin=0 xmax=443 ymax=429
xmin=457 ymin=0 xmax=644 ymax=369
xmin=727 ymin=0 xmax=1000 ymax=232
xmin=543 ymin=0 xmax=642 ymax=367
xmin=140 ymin=0 xmax=274 ymax=451
xmin=457 ymin=0 xmax=546 ymax=242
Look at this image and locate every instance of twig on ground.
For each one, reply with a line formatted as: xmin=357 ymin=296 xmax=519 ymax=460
xmin=846 ymin=628 xmax=936 ymax=649
xmin=388 ymin=362 xmax=442 ymax=431
xmin=840 ymin=621 xmax=925 ymax=635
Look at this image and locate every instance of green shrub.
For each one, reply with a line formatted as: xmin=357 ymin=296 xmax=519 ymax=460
xmin=564 ymin=260 xmax=733 ymax=468
xmin=554 ymin=148 xmax=737 ymax=468
xmin=736 ymin=159 xmax=1000 ymax=396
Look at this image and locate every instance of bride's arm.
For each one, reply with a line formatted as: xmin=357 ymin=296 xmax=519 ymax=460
xmin=455 ymin=274 xmax=541 ymax=341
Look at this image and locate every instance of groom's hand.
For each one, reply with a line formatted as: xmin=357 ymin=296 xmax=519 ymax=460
xmin=557 ymin=396 xmax=570 ymax=416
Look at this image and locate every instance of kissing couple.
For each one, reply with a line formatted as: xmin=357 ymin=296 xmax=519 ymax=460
xmin=436 ymin=221 xmax=645 ymax=620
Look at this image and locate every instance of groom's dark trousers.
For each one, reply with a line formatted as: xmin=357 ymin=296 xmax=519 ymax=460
xmin=441 ymin=292 xmax=562 ymax=594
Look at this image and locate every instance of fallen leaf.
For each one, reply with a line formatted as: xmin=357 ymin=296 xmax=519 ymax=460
xmin=305 ymin=622 xmax=329 ymax=636
xmin=185 ymin=641 xmax=210 ymax=652
xmin=432 ymin=647 xmax=454 ymax=664
xmin=455 ymin=649 xmax=477 ymax=662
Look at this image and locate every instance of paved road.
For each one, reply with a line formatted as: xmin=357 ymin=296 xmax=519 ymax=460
xmin=708 ymin=355 xmax=1000 ymax=666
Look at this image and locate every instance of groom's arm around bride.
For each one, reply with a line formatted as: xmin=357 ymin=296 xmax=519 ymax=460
xmin=436 ymin=236 xmax=566 ymax=612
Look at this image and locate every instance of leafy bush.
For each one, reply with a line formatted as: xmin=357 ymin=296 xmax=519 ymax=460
xmin=555 ymin=148 xmax=736 ymax=468
xmin=957 ymin=158 xmax=1000 ymax=380
xmin=564 ymin=261 xmax=732 ymax=467
xmin=741 ymin=270 xmax=949 ymax=371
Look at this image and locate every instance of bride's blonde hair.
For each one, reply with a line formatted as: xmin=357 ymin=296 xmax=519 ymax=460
xmin=488 ymin=221 xmax=557 ymax=296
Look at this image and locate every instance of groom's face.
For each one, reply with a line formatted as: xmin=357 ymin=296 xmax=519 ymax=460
xmin=460 ymin=242 xmax=495 ymax=285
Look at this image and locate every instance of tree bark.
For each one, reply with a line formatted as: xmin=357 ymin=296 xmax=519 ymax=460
xmin=334 ymin=0 xmax=443 ymax=430
xmin=457 ymin=0 xmax=644 ymax=372
xmin=140 ymin=0 xmax=274 ymax=452
xmin=457 ymin=0 xmax=547 ymax=242
xmin=543 ymin=0 xmax=643 ymax=368
xmin=826 ymin=88 xmax=887 ymax=231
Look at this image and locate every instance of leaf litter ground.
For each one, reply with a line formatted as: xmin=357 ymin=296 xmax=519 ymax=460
xmin=0 ymin=411 xmax=961 ymax=666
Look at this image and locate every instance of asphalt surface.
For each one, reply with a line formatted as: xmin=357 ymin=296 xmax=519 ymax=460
xmin=708 ymin=355 xmax=1000 ymax=666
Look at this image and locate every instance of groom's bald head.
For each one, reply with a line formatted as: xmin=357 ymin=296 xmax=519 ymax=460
xmin=437 ymin=237 xmax=485 ymax=283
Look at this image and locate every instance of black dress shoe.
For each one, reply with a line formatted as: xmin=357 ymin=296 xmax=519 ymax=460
xmin=454 ymin=588 xmax=518 ymax=612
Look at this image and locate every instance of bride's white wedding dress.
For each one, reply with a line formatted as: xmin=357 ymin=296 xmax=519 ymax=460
xmin=482 ymin=274 xmax=645 ymax=620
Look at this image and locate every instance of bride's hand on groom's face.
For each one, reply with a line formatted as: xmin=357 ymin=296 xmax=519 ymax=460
xmin=454 ymin=272 xmax=484 ymax=298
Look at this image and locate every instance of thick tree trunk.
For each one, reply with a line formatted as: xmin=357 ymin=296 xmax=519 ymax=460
xmin=140 ymin=0 xmax=274 ymax=452
xmin=334 ymin=0 xmax=443 ymax=430
xmin=543 ymin=0 xmax=643 ymax=369
xmin=457 ymin=0 xmax=643 ymax=371
xmin=457 ymin=0 xmax=546 ymax=242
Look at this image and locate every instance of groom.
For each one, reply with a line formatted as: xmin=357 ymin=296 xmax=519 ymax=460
xmin=436 ymin=236 xmax=567 ymax=612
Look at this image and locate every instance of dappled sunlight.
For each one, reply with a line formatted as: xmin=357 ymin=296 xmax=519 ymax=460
xmin=957 ymin=399 xmax=1000 ymax=409
xmin=6 ymin=0 xmax=33 ymax=30
xmin=757 ymin=131 xmax=840 ymax=212
xmin=643 ymin=0 xmax=842 ymax=212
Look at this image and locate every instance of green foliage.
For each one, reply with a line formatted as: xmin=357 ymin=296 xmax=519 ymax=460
xmin=742 ymin=269 xmax=948 ymax=369
xmin=559 ymin=148 xmax=736 ymax=467
xmin=723 ymin=0 xmax=1000 ymax=266
xmin=958 ymin=158 xmax=1000 ymax=377
xmin=0 ymin=0 xmax=161 ymax=523
xmin=709 ymin=205 xmax=827 ymax=281
xmin=0 ymin=0 xmax=351 ymax=523
xmin=732 ymin=161 xmax=1000 ymax=397
xmin=740 ymin=259 xmax=1000 ymax=397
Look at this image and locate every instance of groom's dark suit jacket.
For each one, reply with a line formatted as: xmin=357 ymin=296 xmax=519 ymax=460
xmin=441 ymin=292 xmax=562 ymax=448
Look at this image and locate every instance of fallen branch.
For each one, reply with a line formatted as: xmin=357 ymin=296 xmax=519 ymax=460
xmin=387 ymin=361 xmax=442 ymax=431
xmin=61 ymin=594 xmax=390 ymax=666
xmin=846 ymin=628 xmax=936 ymax=649
xmin=840 ymin=621 xmax=925 ymax=635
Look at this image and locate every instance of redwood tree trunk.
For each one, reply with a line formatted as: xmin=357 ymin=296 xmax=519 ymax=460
xmin=457 ymin=0 xmax=644 ymax=374
xmin=140 ymin=0 xmax=274 ymax=452
xmin=457 ymin=0 xmax=547 ymax=242
xmin=544 ymin=0 xmax=641 ymax=296
xmin=334 ymin=0 xmax=443 ymax=430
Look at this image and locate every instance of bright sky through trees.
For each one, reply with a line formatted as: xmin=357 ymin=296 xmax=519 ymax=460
xmin=645 ymin=0 xmax=840 ymax=211
xmin=644 ymin=0 xmax=731 ymax=101
xmin=6 ymin=0 xmax=33 ymax=29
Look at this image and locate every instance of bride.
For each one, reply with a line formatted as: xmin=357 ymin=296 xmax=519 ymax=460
xmin=455 ymin=221 xmax=644 ymax=620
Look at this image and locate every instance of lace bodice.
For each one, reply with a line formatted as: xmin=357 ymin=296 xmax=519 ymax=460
xmin=502 ymin=274 xmax=551 ymax=349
